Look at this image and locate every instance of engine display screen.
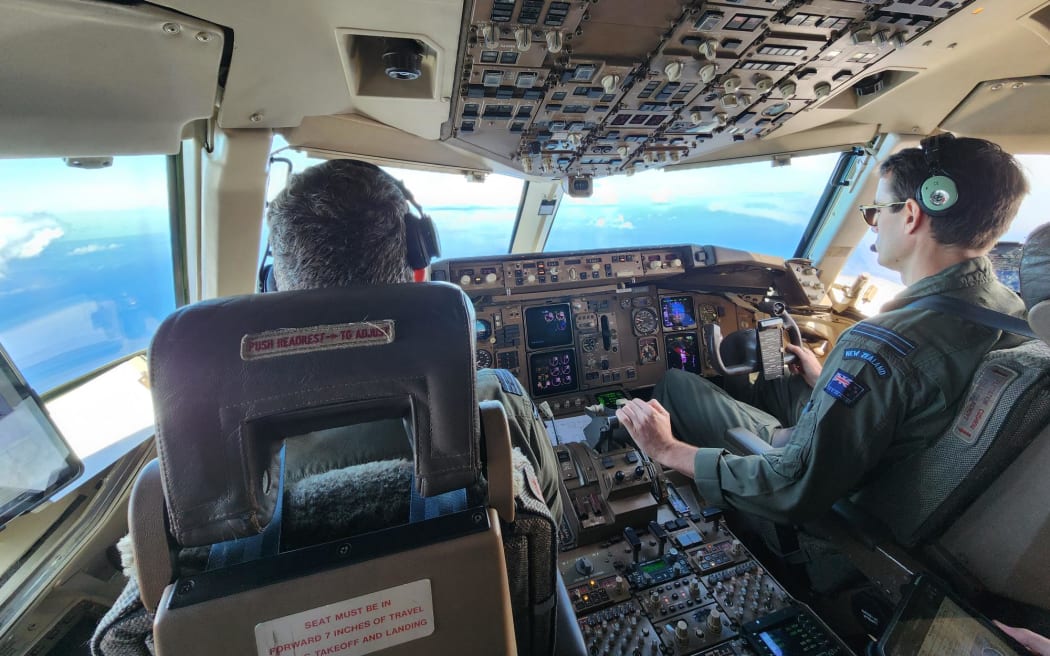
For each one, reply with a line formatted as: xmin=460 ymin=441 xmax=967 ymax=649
xmin=665 ymin=334 xmax=700 ymax=374
xmin=530 ymin=349 xmax=578 ymax=397
xmin=525 ymin=304 xmax=573 ymax=349
xmin=661 ymin=296 xmax=697 ymax=330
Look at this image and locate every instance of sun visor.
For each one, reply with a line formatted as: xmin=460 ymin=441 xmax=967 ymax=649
xmin=0 ymin=0 xmax=224 ymax=157
xmin=148 ymin=282 xmax=481 ymax=548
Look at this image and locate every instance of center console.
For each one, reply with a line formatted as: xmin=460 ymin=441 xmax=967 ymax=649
xmin=552 ymin=433 xmax=853 ymax=656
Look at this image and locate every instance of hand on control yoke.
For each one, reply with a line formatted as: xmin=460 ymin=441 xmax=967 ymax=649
xmin=786 ymin=344 xmax=822 ymax=388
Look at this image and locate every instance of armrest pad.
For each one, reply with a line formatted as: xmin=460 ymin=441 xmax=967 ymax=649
xmin=725 ymin=427 xmax=773 ymax=455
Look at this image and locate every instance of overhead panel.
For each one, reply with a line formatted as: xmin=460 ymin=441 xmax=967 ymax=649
xmin=450 ymin=0 xmax=975 ymax=180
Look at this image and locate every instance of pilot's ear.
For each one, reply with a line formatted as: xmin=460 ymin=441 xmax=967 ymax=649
xmin=903 ymin=198 xmax=924 ymax=235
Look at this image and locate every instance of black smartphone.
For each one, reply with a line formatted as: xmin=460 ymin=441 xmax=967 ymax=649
xmin=877 ymin=575 xmax=1028 ymax=656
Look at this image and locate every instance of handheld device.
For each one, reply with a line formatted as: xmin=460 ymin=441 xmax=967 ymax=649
xmin=757 ymin=317 xmax=786 ymax=380
xmin=0 ymin=344 xmax=83 ymax=529
xmin=877 ymin=576 xmax=1027 ymax=656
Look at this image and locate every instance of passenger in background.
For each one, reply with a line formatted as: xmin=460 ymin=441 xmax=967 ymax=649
xmin=267 ymin=158 xmax=563 ymax=523
xmin=616 ymin=134 xmax=1028 ymax=525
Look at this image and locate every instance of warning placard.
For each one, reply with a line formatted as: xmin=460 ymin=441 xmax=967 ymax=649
xmin=255 ymin=579 xmax=434 ymax=656
xmin=241 ymin=321 xmax=395 ymax=361
xmin=952 ymin=364 xmax=1018 ymax=444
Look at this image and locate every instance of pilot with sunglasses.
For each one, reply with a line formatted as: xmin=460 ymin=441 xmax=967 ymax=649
xmin=617 ymin=134 xmax=1029 ymax=548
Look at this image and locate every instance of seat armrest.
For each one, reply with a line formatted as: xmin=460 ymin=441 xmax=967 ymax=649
xmin=725 ymin=427 xmax=773 ymax=455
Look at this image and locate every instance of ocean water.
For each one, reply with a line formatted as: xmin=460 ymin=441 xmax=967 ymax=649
xmin=1 ymin=202 xmax=809 ymax=394
xmin=0 ymin=230 xmax=175 ymax=393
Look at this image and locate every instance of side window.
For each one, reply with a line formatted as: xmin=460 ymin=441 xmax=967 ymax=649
xmin=0 ymin=156 xmax=175 ymax=394
xmin=840 ymin=153 xmax=1050 ymax=315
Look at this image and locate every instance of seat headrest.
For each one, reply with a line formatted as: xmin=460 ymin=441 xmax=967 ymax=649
xmin=1021 ymin=222 xmax=1050 ymax=343
xmin=148 ymin=282 xmax=480 ymax=547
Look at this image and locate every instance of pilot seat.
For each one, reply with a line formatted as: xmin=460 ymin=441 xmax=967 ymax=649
xmin=97 ymin=282 xmax=584 ymax=655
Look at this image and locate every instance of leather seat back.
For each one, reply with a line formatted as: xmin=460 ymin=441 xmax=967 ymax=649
xmin=128 ymin=282 xmax=518 ymax=655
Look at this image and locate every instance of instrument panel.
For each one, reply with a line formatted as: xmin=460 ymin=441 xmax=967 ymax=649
xmin=437 ymin=246 xmax=759 ymax=415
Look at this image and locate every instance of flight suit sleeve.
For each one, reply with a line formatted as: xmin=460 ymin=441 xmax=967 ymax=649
xmin=691 ymin=328 xmax=927 ymax=524
xmin=476 ymin=368 xmax=564 ymax=524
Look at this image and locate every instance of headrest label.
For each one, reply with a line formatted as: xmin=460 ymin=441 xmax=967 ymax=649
xmin=241 ymin=321 xmax=395 ymax=360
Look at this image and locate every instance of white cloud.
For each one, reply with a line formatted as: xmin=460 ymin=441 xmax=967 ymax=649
xmin=706 ymin=198 xmax=813 ymax=225
xmin=0 ymin=214 xmax=65 ymax=275
xmin=70 ymin=243 xmax=121 ymax=256
xmin=593 ymin=214 xmax=635 ymax=230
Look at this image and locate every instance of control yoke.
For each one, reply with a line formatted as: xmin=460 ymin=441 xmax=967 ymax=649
xmin=704 ymin=303 xmax=803 ymax=378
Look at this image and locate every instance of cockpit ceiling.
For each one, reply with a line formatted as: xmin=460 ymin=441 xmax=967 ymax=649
xmin=4 ymin=0 xmax=1050 ymax=164
xmin=451 ymin=0 xmax=937 ymax=178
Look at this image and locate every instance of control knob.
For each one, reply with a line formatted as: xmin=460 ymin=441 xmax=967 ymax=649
xmin=459 ymin=274 xmax=472 ymax=286
xmin=707 ymin=609 xmax=722 ymax=634
xmin=675 ymin=620 xmax=689 ymax=644
xmin=649 ymin=260 xmax=662 ymax=270
xmin=671 ymin=258 xmax=682 ymax=267
xmin=526 ymin=273 xmax=537 ymax=283
xmin=689 ymin=579 xmax=701 ymax=598
xmin=575 ymin=556 xmax=594 ymax=576
xmin=634 ymin=465 xmax=645 ymax=479
xmin=614 ymin=470 xmax=626 ymax=483
xmin=484 ymin=272 xmax=498 ymax=284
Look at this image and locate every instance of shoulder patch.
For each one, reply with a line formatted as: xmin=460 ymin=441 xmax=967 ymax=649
xmin=823 ymin=369 xmax=869 ymax=407
xmin=494 ymin=368 xmax=524 ymax=396
xmin=843 ymin=348 xmax=891 ymax=377
xmin=848 ymin=323 xmax=915 ymax=357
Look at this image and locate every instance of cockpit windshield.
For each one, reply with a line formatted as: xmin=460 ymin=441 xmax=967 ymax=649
xmin=545 ymin=152 xmax=842 ymax=256
xmin=0 ymin=156 xmax=174 ymax=394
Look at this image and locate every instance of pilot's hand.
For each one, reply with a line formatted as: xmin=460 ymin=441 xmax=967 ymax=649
xmin=786 ymin=343 xmax=822 ymax=388
xmin=616 ymin=399 xmax=675 ymax=462
xmin=994 ymin=621 xmax=1050 ymax=655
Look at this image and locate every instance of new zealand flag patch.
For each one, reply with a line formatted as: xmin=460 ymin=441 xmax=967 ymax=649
xmin=823 ymin=369 xmax=869 ymax=407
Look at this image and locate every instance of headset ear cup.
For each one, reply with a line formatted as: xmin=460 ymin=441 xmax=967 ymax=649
xmin=404 ymin=212 xmax=440 ymax=270
xmin=264 ymin=264 xmax=278 ymax=292
xmin=398 ymin=210 xmax=436 ymax=270
xmin=918 ymin=175 xmax=959 ymax=216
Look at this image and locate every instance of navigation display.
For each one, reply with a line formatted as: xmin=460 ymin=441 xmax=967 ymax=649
xmin=665 ymin=334 xmax=700 ymax=374
xmin=530 ymin=349 xmax=578 ymax=397
xmin=661 ymin=296 xmax=697 ymax=330
xmin=525 ymin=304 xmax=573 ymax=349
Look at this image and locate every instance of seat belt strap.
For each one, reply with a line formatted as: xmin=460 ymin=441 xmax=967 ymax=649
xmin=904 ymin=295 xmax=1036 ymax=339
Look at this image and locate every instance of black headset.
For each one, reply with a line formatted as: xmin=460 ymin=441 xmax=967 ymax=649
xmin=916 ymin=134 xmax=961 ymax=217
xmin=260 ymin=159 xmax=441 ymax=292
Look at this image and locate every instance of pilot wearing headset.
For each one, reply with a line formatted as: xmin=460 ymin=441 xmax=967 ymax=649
xmin=617 ymin=135 xmax=1029 ymax=535
xmin=265 ymin=159 xmax=563 ymax=524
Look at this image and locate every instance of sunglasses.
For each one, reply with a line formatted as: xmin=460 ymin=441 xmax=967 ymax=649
xmin=858 ymin=201 xmax=906 ymax=226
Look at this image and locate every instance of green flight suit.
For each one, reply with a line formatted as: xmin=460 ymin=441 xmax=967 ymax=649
xmin=655 ymin=257 xmax=1024 ymax=524
xmin=286 ymin=368 xmax=564 ymax=524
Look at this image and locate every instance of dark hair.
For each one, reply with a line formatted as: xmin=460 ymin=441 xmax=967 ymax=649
xmin=879 ymin=134 xmax=1029 ymax=249
xmin=267 ymin=159 xmax=413 ymax=290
